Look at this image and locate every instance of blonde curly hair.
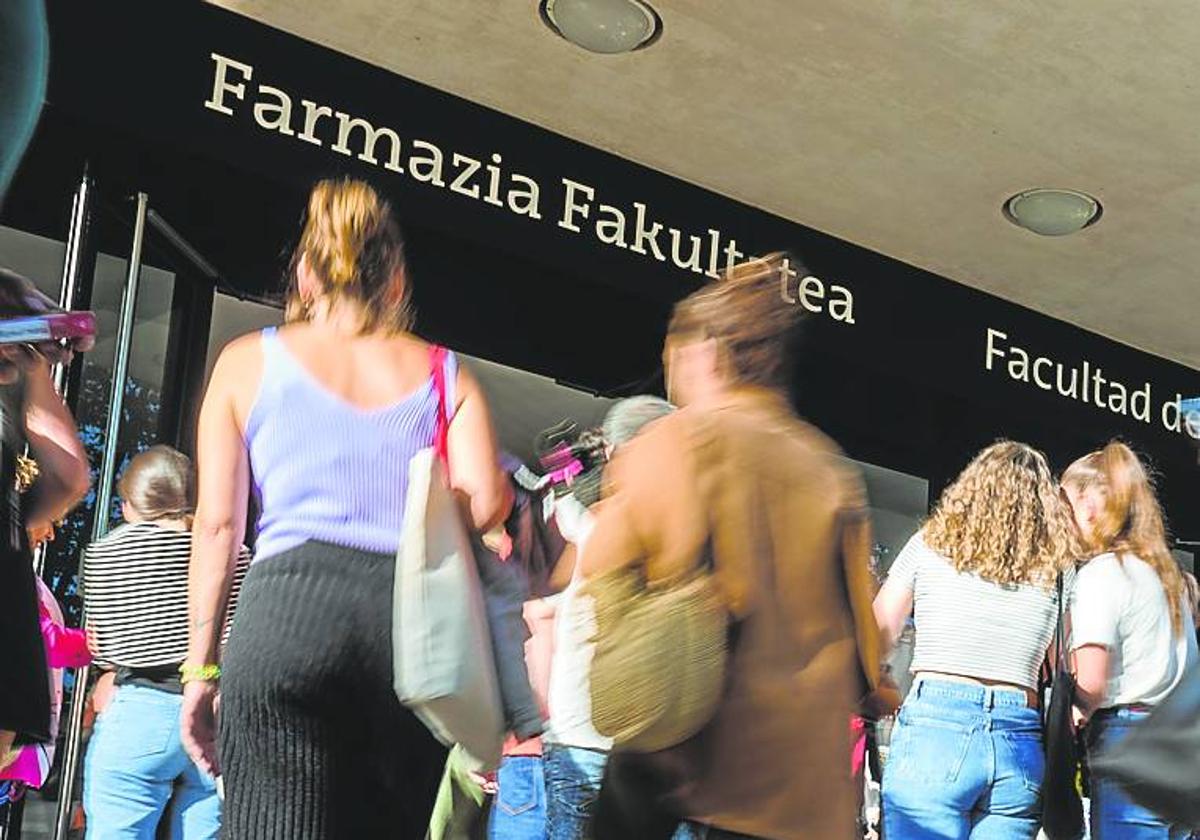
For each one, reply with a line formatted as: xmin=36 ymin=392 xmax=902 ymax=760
xmin=924 ymin=441 xmax=1079 ymax=588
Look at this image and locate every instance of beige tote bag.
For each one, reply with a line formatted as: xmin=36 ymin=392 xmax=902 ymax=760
xmin=392 ymin=347 xmax=505 ymax=769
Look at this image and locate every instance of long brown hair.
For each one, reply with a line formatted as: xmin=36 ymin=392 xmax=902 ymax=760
xmin=667 ymin=252 xmax=805 ymax=390
xmin=1062 ymin=441 xmax=1186 ymax=636
xmin=924 ymin=441 xmax=1079 ymax=588
xmin=285 ymin=178 xmax=412 ymax=334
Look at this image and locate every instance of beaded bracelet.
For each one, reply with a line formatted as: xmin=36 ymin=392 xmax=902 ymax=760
xmin=179 ymin=664 xmax=221 ymax=684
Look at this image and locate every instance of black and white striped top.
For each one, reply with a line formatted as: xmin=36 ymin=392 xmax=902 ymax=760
xmin=82 ymin=522 xmax=250 ymax=668
xmin=887 ymin=532 xmax=1071 ymax=691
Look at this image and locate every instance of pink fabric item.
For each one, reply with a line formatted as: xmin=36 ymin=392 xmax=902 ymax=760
xmin=429 ymin=345 xmax=450 ymax=465
xmin=1 ymin=580 xmax=92 ymax=787
xmin=850 ymin=716 xmax=867 ymax=778
xmin=502 ymin=599 xmax=557 ymax=758
xmin=40 ymin=609 xmax=90 ymax=669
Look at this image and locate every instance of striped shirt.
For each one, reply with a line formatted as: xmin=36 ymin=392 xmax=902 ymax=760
xmin=82 ymin=522 xmax=250 ymax=668
xmin=886 ymin=532 xmax=1069 ymax=690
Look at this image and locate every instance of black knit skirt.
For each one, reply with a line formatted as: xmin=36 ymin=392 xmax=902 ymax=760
xmin=0 ymin=543 xmax=50 ymax=742
xmin=219 ymin=541 xmax=447 ymax=840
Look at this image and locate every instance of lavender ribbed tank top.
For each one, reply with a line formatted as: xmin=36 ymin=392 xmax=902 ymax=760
xmin=245 ymin=327 xmax=457 ymax=562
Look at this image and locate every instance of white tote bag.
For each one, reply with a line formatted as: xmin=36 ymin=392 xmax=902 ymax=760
xmin=392 ymin=347 xmax=505 ymax=769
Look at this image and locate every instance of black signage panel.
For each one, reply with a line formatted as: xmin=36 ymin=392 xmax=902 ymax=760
xmin=32 ymin=0 xmax=1200 ymax=526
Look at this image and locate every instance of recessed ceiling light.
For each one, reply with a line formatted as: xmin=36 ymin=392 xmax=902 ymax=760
xmin=540 ymin=0 xmax=662 ymax=54
xmin=1003 ymin=188 xmax=1102 ymax=236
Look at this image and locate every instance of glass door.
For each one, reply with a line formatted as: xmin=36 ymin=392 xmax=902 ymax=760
xmin=43 ymin=191 xmax=220 ymax=840
xmin=0 ymin=176 xmax=218 ymax=839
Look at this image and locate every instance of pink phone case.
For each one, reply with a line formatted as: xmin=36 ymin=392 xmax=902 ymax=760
xmin=0 ymin=311 xmax=96 ymax=345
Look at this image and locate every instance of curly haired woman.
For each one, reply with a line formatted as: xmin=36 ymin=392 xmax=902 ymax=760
xmin=873 ymin=441 xmax=1079 ymax=840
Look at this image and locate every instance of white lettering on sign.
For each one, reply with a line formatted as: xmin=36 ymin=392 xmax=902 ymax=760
xmin=201 ymin=52 xmax=857 ymax=324
xmin=984 ymin=328 xmax=1199 ymax=439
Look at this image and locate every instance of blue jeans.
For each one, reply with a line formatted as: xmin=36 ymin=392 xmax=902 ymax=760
xmin=83 ymin=684 xmax=220 ymax=840
xmin=883 ymin=680 xmax=1044 ymax=840
xmin=489 ymin=755 xmax=546 ymax=840
xmin=1087 ymin=709 xmax=1187 ymax=840
xmin=544 ymin=745 xmax=607 ymax=840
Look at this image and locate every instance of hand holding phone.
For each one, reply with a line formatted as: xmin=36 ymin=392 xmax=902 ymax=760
xmin=0 ymin=312 xmax=96 ymax=346
xmin=0 ymin=268 xmax=97 ymax=382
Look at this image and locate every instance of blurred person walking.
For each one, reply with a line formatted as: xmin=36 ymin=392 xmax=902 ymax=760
xmin=1063 ymin=442 xmax=1198 ymax=840
xmin=183 ymin=178 xmax=511 ymax=839
xmin=0 ymin=267 xmax=92 ymax=777
xmin=582 ymin=254 xmax=886 ymax=840
xmin=873 ymin=442 xmax=1079 ymax=839
xmin=82 ymin=445 xmax=249 ymax=839
xmin=541 ymin=398 xmax=673 ymax=840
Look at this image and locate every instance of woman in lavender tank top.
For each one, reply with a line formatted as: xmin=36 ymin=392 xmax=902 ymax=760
xmin=180 ymin=179 xmax=512 ymax=839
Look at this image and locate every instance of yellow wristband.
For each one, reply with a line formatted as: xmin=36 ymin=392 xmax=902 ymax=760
xmin=179 ymin=664 xmax=221 ymax=684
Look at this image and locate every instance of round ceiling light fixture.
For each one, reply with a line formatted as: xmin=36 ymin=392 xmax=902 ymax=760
xmin=1003 ymin=188 xmax=1102 ymax=236
xmin=540 ymin=0 xmax=662 ymax=54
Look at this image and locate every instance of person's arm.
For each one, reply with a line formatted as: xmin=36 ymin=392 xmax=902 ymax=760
xmin=872 ymin=535 xmax=921 ymax=649
xmin=547 ymin=542 xmax=578 ymax=593
xmin=1069 ymin=562 xmax=1120 ymax=722
xmin=581 ymin=416 xmax=704 ymax=585
xmin=1072 ymin=644 xmax=1111 ymax=720
xmin=186 ymin=339 xmax=255 ymax=669
xmin=40 ymin=608 xmax=91 ymax=668
xmin=446 ymin=363 xmax=511 ymax=533
xmin=873 ymin=582 xmax=914 ymax=651
xmin=182 ymin=337 xmax=257 ymax=777
xmin=23 ymin=360 xmax=90 ymax=530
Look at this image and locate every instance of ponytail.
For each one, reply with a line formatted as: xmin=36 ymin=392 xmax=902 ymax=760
xmin=1064 ymin=441 xmax=1186 ymax=636
xmin=285 ymin=178 xmax=412 ymax=334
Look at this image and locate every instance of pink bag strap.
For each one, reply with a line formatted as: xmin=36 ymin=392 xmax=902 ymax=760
xmin=429 ymin=345 xmax=450 ymax=465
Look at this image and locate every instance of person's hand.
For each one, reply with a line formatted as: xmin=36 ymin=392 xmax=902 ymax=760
xmin=0 ymin=268 xmax=96 ymax=383
xmin=1072 ymin=705 xmax=1088 ymax=730
xmin=482 ymin=526 xmax=513 ymax=561
xmin=26 ymin=520 xmax=55 ymax=548
xmin=181 ymin=680 xmax=221 ymax=777
xmin=861 ymin=677 xmax=902 ymax=720
xmin=91 ymin=670 xmax=117 ymax=717
xmin=469 ymin=770 xmax=498 ymax=796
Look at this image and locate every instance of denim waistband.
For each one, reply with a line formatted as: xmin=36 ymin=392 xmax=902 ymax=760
xmin=911 ymin=678 xmax=1033 ymax=710
xmin=115 ymin=683 xmax=185 ymax=706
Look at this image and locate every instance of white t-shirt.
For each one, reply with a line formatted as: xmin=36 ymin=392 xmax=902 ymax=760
xmin=544 ymin=497 xmax=613 ymax=752
xmin=1070 ymin=552 xmax=1198 ymax=708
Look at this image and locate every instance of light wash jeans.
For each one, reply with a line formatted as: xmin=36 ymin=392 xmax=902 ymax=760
xmin=83 ymin=684 xmax=220 ymax=840
xmin=488 ymin=755 xmax=546 ymax=840
xmin=1087 ymin=708 xmax=1187 ymax=840
xmin=883 ymin=679 xmax=1044 ymax=840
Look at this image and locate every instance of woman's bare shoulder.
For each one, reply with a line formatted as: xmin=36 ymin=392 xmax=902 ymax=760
xmin=208 ymin=331 xmax=267 ymax=418
xmin=212 ymin=331 xmax=265 ymax=378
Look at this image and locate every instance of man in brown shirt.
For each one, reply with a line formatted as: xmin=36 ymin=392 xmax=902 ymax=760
xmin=582 ymin=254 xmax=886 ymax=840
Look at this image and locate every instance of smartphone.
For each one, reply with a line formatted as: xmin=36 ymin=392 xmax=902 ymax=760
xmin=0 ymin=311 xmax=96 ymax=345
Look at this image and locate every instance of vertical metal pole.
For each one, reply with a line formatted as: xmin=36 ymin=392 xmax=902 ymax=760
xmin=52 ymin=192 xmax=149 ymax=840
xmin=53 ymin=167 xmax=94 ymax=394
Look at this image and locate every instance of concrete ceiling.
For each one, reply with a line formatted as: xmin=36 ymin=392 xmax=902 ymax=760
xmin=210 ymin=1 xmax=1200 ymax=370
